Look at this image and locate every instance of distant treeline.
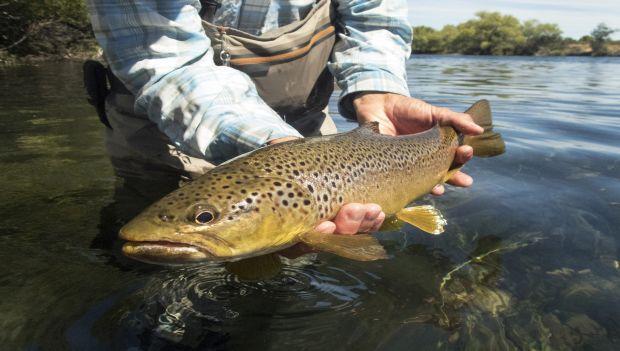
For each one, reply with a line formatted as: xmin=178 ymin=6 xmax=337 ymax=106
xmin=0 ymin=0 xmax=95 ymax=61
xmin=412 ymin=12 xmax=619 ymax=57
xmin=1 ymin=3 xmax=618 ymax=62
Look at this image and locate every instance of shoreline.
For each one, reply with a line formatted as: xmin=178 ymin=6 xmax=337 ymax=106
xmin=2 ymin=50 xmax=618 ymax=67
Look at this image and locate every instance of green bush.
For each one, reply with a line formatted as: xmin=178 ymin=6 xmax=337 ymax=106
xmin=412 ymin=12 xmax=613 ymax=56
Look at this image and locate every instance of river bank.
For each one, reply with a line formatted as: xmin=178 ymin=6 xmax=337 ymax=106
xmin=3 ymin=43 xmax=619 ymax=67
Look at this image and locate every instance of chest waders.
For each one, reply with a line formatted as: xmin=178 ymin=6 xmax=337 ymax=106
xmin=84 ymin=0 xmax=339 ymax=181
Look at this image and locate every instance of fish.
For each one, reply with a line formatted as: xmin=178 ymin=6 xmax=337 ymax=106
xmin=120 ymin=100 xmax=505 ymax=264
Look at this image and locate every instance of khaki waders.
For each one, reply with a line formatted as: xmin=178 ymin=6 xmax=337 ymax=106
xmin=85 ymin=0 xmax=339 ymax=183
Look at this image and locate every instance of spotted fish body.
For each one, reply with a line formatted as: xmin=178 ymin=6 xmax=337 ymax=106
xmin=120 ymin=100 xmax=504 ymax=263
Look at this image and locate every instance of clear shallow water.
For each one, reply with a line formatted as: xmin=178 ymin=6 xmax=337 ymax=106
xmin=1 ymin=55 xmax=619 ymax=350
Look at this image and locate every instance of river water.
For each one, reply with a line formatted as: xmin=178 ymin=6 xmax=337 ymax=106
xmin=1 ymin=55 xmax=619 ymax=350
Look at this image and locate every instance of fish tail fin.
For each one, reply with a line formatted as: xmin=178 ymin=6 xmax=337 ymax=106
xmin=461 ymin=100 xmax=506 ymax=157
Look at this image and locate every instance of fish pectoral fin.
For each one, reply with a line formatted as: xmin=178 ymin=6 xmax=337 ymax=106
xmin=396 ymin=205 xmax=447 ymax=235
xmin=300 ymin=231 xmax=388 ymax=261
xmin=225 ymin=253 xmax=283 ymax=281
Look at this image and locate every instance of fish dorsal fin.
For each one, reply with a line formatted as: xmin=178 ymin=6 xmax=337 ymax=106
xmin=353 ymin=121 xmax=381 ymax=134
xmin=299 ymin=230 xmax=387 ymax=261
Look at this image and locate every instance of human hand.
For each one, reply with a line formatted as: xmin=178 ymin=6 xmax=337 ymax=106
xmin=353 ymin=92 xmax=483 ymax=195
xmin=279 ymin=203 xmax=386 ymax=259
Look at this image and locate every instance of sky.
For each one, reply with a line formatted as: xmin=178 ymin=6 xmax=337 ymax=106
xmin=407 ymin=0 xmax=620 ymax=40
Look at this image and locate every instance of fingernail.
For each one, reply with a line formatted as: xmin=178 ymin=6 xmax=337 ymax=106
xmin=464 ymin=175 xmax=473 ymax=186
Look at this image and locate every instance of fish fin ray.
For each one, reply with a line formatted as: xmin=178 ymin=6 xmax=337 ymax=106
xmin=300 ymin=231 xmax=387 ymax=261
xmin=352 ymin=121 xmax=381 ymax=134
xmin=225 ymin=253 xmax=283 ymax=281
xmin=396 ymin=205 xmax=446 ymax=235
xmin=462 ymin=100 xmax=506 ymax=157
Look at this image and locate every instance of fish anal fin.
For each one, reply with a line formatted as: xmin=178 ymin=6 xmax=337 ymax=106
xmin=396 ymin=205 xmax=446 ymax=235
xmin=300 ymin=231 xmax=387 ymax=261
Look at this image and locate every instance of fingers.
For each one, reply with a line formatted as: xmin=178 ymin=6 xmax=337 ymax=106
xmin=370 ymin=212 xmax=386 ymax=232
xmin=454 ymin=145 xmax=474 ymax=166
xmin=446 ymin=171 xmax=473 ymax=187
xmin=431 ymin=184 xmax=445 ymax=196
xmin=331 ymin=203 xmax=385 ymax=235
xmin=315 ymin=221 xmax=336 ymax=234
xmin=432 ymin=106 xmax=484 ymax=135
xmin=432 ymin=169 xmax=474 ymax=196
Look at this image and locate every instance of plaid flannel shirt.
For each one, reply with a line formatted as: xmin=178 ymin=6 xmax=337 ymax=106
xmin=87 ymin=0 xmax=412 ymax=163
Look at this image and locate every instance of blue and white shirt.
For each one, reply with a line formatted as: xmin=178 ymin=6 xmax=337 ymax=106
xmin=87 ymin=0 xmax=412 ymax=163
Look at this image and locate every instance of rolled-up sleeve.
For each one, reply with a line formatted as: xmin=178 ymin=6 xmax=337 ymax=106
xmin=329 ymin=0 xmax=413 ymax=119
xmin=87 ymin=0 xmax=302 ymax=162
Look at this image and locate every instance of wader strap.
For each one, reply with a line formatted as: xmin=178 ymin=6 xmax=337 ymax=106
xmin=83 ymin=60 xmax=112 ymax=129
xmin=107 ymin=69 xmax=132 ymax=96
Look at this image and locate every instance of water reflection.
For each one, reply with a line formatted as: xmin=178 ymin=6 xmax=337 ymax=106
xmin=1 ymin=56 xmax=620 ymax=349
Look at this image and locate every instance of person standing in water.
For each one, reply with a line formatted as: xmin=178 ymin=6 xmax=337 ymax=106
xmin=85 ymin=0 xmax=482 ymax=239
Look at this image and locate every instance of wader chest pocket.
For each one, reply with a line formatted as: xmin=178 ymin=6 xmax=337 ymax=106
xmin=203 ymin=0 xmax=337 ymax=121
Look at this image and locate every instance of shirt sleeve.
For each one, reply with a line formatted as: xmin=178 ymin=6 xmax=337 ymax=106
xmin=87 ymin=0 xmax=302 ymax=163
xmin=329 ymin=0 xmax=413 ymax=120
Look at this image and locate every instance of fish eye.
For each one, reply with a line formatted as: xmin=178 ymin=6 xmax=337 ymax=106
xmin=195 ymin=210 xmax=215 ymax=224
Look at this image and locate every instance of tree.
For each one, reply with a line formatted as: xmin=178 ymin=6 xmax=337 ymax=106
xmin=450 ymin=12 xmax=526 ymax=55
xmin=0 ymin=0 xmax=90 ymax=55
xmin=520 ymin=20 xmax=563 ymax=55
xmin=590 ymin=23 xmax=616 ymax=56
xmin=412 ymin=26 xmax=442 ymax=54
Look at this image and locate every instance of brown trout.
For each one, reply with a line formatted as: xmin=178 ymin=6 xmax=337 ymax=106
xmin=120 ymin=100 xmax=505 ymax=264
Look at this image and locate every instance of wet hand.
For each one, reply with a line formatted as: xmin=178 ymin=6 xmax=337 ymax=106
xmin=279 ymin=203 xmax=386 ymax=259
xmin=268 ymin=138 xmax=386 ymax=236
xmin=353 ymin=92 xmax=483 ymax=195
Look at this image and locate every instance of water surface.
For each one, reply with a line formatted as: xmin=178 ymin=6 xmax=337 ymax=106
xmin=1 ymin=56 xmax=619 ymax=350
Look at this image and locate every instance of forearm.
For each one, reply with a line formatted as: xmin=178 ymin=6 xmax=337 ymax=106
xmin=87 ymin=0 xmax=301 ymax=162
xmin=329 ymin=0 xmax=413 ymax=120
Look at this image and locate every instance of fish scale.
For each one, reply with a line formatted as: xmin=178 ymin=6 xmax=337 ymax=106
xmin=120 ymin=100 xmax=505 ymax=263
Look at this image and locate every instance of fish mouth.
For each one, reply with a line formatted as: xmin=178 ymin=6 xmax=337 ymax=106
xmin=121 ymin=240 xmax=212 ymax=264
xmin=119 ymin=220 xmax=215 ymax=264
